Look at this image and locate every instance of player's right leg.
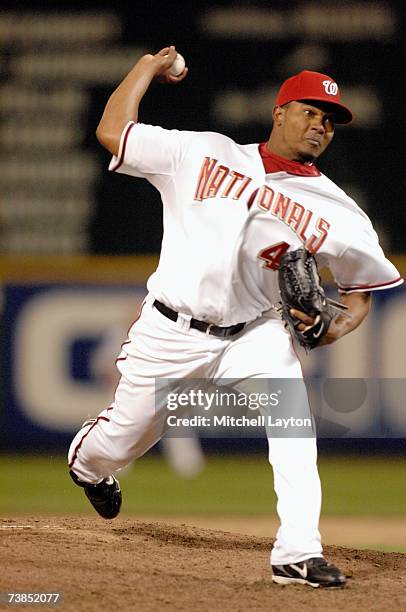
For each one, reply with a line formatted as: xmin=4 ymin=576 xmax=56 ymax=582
xmin=68 ymin=364 xmax=166 ymax=519
xmin=68 ymin=367 xmax=163 ymax=483
xmin=67 ymin=295 xmax=215 ymax=518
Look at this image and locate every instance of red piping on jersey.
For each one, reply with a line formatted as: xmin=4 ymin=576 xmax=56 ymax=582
xmin=125 ymin=299 xmax=146 ymax=336
xmin=259 ymin=143 xmax=321 ymax=177
xmin=115 ymin=340 xmax=130 ymax=363
xmin=114 ymin=300 xmax=146 ymax=365
xmin=110 ymin=122 xmax=136 ymax=172
xmin=68 ymin=415 xmax=110 ymax=469
xmin=338 ymin=276 xmax=403 ymax=292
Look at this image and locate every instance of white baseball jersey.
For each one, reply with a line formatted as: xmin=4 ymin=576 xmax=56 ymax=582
xmin=110 ymin=122 xmax=402 ymax=325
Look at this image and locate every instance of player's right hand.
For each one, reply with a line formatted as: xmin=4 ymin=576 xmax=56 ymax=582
xmin=149 ymin=46 xmax=188 ymax=84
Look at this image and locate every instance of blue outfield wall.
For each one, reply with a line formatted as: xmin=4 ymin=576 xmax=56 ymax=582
xmin=0 ymin=281 xmax=405 ymax=451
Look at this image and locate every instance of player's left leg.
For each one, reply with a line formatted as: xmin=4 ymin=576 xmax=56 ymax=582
xmin=213 ymin=314 xmax=334 ymax=578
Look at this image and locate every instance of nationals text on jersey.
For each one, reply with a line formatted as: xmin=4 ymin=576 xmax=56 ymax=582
xmin=193 ymin=156 xmax=330 ymax=254
xmin=253 ymin=185 xmax=330 ymax=254
xmin=194 ymin=157 xmax=252 ymax=201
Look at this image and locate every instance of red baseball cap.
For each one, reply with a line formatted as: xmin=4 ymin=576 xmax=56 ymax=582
xmin=275 ymin=70 xmax=353 ymax=124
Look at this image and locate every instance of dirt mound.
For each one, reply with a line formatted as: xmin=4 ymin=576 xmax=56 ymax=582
xmin=1 ymin=517 xmax=406 ymax=611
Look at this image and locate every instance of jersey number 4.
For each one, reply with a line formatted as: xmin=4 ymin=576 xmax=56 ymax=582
xmin=257 ymin=241 xmax=290 ymax=270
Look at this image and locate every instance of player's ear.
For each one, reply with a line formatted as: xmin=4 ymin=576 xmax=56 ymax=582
xmin=272 ymin=105 xmax=285 ymax=126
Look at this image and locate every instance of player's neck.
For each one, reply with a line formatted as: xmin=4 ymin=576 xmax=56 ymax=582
xmin=259 ymin=143 xmax=320 ymax=177
xmin=265 ymin=143 xmax=313 ymax=166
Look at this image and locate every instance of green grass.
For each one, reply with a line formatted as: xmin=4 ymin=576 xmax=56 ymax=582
xmin=319 ymin=455 xmax=406 ymax=516
xmin=1 ymin=454 xmax=406 ymax=517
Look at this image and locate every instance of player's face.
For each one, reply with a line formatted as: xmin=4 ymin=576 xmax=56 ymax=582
xmin=275 ymin=102 xmax=335 ymax=163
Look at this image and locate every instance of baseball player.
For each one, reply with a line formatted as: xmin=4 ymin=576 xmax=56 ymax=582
xmin=68 ymin=46 xmax=402 ymax=588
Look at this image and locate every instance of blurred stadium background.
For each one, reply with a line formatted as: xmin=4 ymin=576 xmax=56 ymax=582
xmin=1 ymin=0 xmax=405 ymax=552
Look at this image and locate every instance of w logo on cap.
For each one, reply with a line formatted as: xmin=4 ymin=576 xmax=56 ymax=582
xmin=322 ymin=80 xmax=338 ymax=95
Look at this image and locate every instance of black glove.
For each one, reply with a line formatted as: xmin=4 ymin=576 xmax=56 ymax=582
xmin=278 ymin=248 xmax=335 ymax=349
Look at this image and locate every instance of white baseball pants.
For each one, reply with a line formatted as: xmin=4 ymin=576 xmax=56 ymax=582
xmin=68 ymin=294 xmax=322 ymax=565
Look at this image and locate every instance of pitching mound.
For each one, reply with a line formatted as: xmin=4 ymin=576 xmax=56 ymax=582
xmin=1 ymin=517 xmax=406 ymax=611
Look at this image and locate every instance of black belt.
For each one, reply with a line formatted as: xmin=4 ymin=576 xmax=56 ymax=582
xmin=153 ymin=299 xmax=245 ymax=338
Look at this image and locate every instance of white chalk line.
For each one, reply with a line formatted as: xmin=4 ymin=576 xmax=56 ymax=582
xmin=0 ymin=525 xmax=65 ymax=530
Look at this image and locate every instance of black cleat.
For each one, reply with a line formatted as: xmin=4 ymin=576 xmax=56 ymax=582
xmin=272 ymin=557 xmax=346 ymax=588
xmin=69 ymin=470 xmax=122 ymax=519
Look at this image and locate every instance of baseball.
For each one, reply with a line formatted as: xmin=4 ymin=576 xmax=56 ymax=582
xmin=168 ymin=53 xmax=185 ymax=76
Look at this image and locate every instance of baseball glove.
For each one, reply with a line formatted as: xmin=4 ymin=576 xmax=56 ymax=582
xmin=278 ymin=248 xmax=345 ymax=350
